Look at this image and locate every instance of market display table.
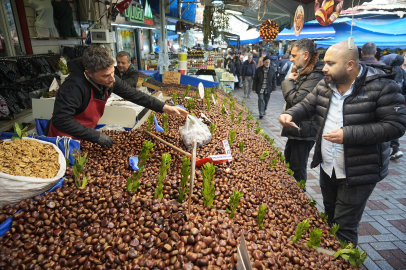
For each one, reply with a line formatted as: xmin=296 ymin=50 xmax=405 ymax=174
xmin=220 ymin=79 xmax=235 ymax=93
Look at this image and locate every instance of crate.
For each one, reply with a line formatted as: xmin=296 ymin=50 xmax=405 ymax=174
xmin=143 ymin=81 xmax=162 ymax=91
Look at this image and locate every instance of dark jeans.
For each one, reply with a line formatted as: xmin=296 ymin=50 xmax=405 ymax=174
xmin=319 ymin=168 xmax=376 ymax=246
xmin=258 ymin=92 xmax=271 ymax=116
xmin=284 ymin=139 xmax=315 ymax=182
xmin=391 ymin=138 xmax=400 ymax=152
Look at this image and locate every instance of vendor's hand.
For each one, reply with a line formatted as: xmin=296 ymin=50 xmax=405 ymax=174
xmin=98 ymin=133 xmax=113 ymax=149
xmin=279 ymin=114 xmax=293 ymax=127
xmin=287 ymin=73 xmax=299 ymax=80
xmin=163 ymin=105 xmax=188 ymax=117
xmin=322 ymin=129 xmax=343 ymax=144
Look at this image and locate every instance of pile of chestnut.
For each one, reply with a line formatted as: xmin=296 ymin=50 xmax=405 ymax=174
xmin=0 ymin=90 xmax=359 ymax=269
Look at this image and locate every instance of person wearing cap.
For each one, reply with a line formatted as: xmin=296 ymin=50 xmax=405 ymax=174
xmin=252 ymin=56 xmax=277 ymax=119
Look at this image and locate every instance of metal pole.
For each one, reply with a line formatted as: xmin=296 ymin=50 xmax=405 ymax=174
xmin=160 ymin=0 xmax=167 ymax=72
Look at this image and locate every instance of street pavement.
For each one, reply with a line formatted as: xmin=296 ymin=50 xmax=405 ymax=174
xmin=233 ymin=85 xmax=406 ymax=270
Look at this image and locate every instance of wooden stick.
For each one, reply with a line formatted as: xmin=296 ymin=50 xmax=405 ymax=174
xmin=143 ymin=130 xmax=191 ymax=157
xmin=187 ymin=139 xmax=197 ymax=220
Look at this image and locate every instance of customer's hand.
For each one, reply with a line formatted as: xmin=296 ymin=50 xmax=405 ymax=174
xmin=163 ymin=105 xmax=188 ymax=117
xmin=279 ymin=114 xmax=293 ymax=127
xmin=287 ymin=73 xmax=299 ymax=80
xmin=322 ymin=129 xmax=343 ymax=144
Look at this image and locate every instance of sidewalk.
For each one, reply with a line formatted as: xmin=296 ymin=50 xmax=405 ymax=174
xmin=234 ymin=86 xmax=406 ymax=270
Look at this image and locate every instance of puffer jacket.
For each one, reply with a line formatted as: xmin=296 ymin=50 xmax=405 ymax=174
xmin=285 ymin=64 xmax=406 ymax=186
xmin=114 ymin=65 xmax=139 ymax=88
xmin=282 ymin=53 xmax=324 ymax=140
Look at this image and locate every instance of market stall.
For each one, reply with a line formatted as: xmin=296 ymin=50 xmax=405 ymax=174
xmin=0 ymin=83 xmax=359 ymax=269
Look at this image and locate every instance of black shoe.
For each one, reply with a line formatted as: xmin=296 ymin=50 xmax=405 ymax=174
xmin=259 ymin=115 xmax=263 ymax=119
xmin=302 ymin=187 xmax=307 ymax=192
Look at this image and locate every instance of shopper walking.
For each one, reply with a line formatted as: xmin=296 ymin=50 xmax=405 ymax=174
xmin=253 ymin=56 xmax=276 ymax=119
xmin=359 ymin=42 xmax=385 ymax=66
xmin=278 ymin=54 xmax=291 ymax=86
xmin=281 ymin=38 xmax=324 ymax=185
xmin=268 ymin=51 xmax=279 ymax=77
xmin=234 ymin=55 xmax=242 ymax=89
xmin=382 ymin=53 xmax=406 ymax=160
xmin=241 ymin=55 xmax=256 ymax=98
xmin=279 ymin=41 xmax=406 ymax=246
xmin=238 ymin=55 xmax=244 ymax=88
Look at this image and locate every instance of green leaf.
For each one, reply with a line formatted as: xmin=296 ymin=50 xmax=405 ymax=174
xmin=320 ymin=212 xmax=328 ymax=223
xmin=257 ymin=204 xmax=267 ymax=229
xmin=239 ymin=142 xmax=244 ymax=153
xmin=297 ymin=180 xmax=306 ymax=189
xmin=202 ymin=163 xmax=216 ymax=208
xmin=307 ymin=228 xmax=322 ymax=249
xmin=330 ymin=223 xmax=339 ymax=237
xmin=308 ymin=199 xmax=317 ymax=206
xmin=81 ymin=176 xmax=88 ymax=188
xmin=292 ymin=220 xmax=309 ymax=243
xmin=229 ymin=130 xmax=236 ymax=145
xmin=339 ymin=239 xmax=348 ymax=249
xmin=227 ymin=190 xmax=243 ymax=218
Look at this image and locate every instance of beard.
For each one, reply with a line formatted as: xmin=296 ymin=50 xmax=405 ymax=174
xmin=324 ymin=69 xmax=348 ymax=85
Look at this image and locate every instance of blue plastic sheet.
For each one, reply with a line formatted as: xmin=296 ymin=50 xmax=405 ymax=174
xmin=0 ymin=178 xmax=65 ymax=237
xmin=129 ymin=157 xmax=139 ymax=171
xmin=151 ymin=72 xmax=219 ymax=88
xmin=154 ymin=115 xmax=164 ymax=132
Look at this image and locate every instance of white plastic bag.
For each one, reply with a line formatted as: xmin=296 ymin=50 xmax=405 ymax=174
xmin=98 ymin=124 xmax=126 ymax=131
xmin=179 ymin=115 xmax=212 ymax=149
xmin=0 ymin=138 xmax=66 ymax=207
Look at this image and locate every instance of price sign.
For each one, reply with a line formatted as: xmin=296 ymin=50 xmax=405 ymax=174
xmin=198 ymin=82 xmax=204 ymax=99
xmin=163 ymin=71 xmax=181 ymax=84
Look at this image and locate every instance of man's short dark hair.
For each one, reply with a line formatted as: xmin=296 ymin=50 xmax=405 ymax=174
xmin=292 ymin=38 xmax=316 ymax=57
xmin=82 ymin=46 xmax=115 ymax=73
xmin=117 ymin=51 xmax=131 ymax=62
xmin=361 ymin=42 xmax=377 ymax=56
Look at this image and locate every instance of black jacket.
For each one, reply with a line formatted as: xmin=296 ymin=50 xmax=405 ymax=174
xmin=45 ymin=58 xmax=165 ymax=142
xmin=234 ymin=60 xmax=242 ymax=77
xmin=269 ymin=55 xmax=279 ymax=73
xmin=252 ymin=53 xmax=259 ymax=67
xmin=227 ymin=61 xmax=236 ymax=75
xmin=285 ymin=64 xmax=406 ymax=186
xmin=242 ymin=60 xmax=256 ymax=79
xmin=279 ymin=58 xmax=291 ymax=75
xmin=282 ymin=53 xmax=325 ymax=140
xmin=114 ymin=65 xmax=139 ymax=88
xmin=252 ymin=65 xmax=277 ymax=93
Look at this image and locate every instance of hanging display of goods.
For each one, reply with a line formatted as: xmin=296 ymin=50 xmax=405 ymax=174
xmin=259 ymin=20 xmax=279 ymax=42
xmin=294 ymin=5 xmax=305 ymax=36
xmin=315 ymin=0 xmax=343 ymax=26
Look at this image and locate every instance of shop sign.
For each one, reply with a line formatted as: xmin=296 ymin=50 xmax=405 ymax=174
xmin=163 ymin=71 xmax=181 ymax=84
xmin=124 ymin=0 xmax=154 ymax=26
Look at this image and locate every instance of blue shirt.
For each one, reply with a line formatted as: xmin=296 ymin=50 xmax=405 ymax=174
xmin=321 ymin=66 xmax=363 ymax=179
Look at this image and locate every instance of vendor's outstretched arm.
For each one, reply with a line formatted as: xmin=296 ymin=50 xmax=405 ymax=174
xmin=113 ymin=76 xmax=188 ymax=117
xmin=112 ymin=76 xmax=166 ymax=112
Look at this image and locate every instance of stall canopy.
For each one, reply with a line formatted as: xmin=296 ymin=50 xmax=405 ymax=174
xmin=274 ymin=24 xmax=335 ymax=40
xmin=225 ymin=0 xmax=373 ymax=30
xmin=229 ymin=28 xmax=262 ymax=45
xmin=310 ymin=16 xmax=406 ymax=49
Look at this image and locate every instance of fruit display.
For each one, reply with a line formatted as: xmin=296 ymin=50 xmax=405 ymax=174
xmin=0 ymin=88 xmax=361 ymax=269
xmin=207 ymin=57 xmax=214 ymax=70
xmin=0 ymin=139 xmax=60 ymax=179
xmin=315 ymin=0 xmax=343 ymax=26
xmin=259 ymin=20 xmax=279 ymax=42
xmin=187 ymin=50 xmax=204 ymax=59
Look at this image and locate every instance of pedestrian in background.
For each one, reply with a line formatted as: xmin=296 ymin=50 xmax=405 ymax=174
xmin=281 ymin=38 xmax=324 ymax=186
xmin=253 ymin=56 xmax=277 ymax=118
xmin=279 ymin=41 xmax=406 ymax=246
xmin=382 ymin=53 xmax=406 ymax=160
xmin=278 ymin=54 xmax=291 ymax=86
xmin=360 ymin=42 xmax=385 ymax=66
xmin=233 ymin=55 xmax=242 ymax=89
xmin=257 ymin=52 xmax=267 ymax=68
xmin=241 ymin=54 xmax=256 ymax=98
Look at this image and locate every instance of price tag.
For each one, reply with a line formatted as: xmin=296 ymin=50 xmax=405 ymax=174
xmin=49 ymin=78 xmax=59 ymax=92
xmin=163 ymin=71 xmax=181 ymax=84
xmin=212 ymin=94 xmax=217 ymax=104
xmin=201 ymin=113 xmax=211 ymax=123
xmin=198 ymin=82 xmax=204 ymax=99
xmin=222 ymin=139 xmax=231 ymax=155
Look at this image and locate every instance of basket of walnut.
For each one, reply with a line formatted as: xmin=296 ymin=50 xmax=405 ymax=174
xmin=0 ymin=138 xmax=66 ymax=207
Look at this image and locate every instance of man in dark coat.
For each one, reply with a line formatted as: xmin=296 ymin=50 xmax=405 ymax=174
xmin=279 ymin=41 xmax=406 ymax=246
xmin=252 ymin=56 xmax=277 ymax=118
xmin=241 ymin=55 xmax=256 ymax=98
xmin=360 ymin=42 xmax=385 ymax=66
xmin=115 ymin=51 xmax=139 ymax=88
xmin=282 ymin=38 xmax=324 ymax=186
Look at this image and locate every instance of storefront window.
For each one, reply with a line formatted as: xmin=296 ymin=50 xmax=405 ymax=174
xmin=0 ymin=0 xmax=22 ymax=57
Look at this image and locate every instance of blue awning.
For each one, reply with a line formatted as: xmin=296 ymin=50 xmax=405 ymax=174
xmin=274 ymin=25 xmax=335 ymax=41
xmin=229 ymin=37 xmax=262 ymax=46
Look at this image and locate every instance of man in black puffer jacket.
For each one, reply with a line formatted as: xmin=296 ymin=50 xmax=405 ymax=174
xmin=279 ymin=41 xmax=406 ymax=246
xmin=282 ymin=38 xmax=324 ymax=186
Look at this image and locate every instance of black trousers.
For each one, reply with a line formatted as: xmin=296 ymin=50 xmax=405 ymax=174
xmin=284 ymin=139 xmax=315 ymax=183
xmin=319 ymin=168 xmax=376 ymax=246
xmin=391 ymin=138 xmax=400 ymax=152
xmin=277 ymin=74 xmax=286 ymax=85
